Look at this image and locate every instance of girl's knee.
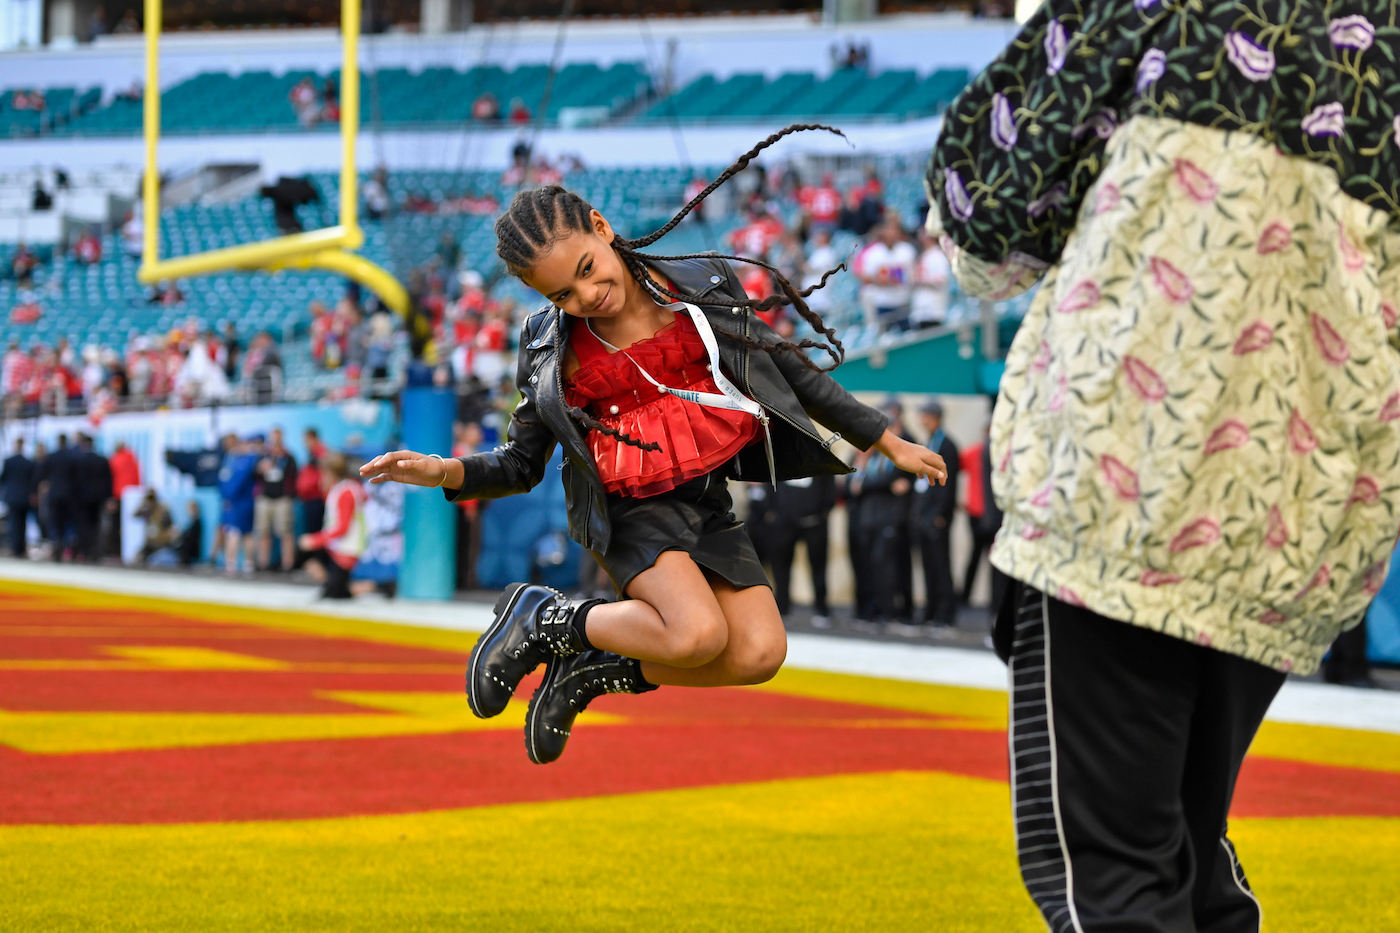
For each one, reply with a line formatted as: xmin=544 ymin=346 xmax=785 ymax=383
xmin=668 ymin=611 xmax=729 ymax=667
xmin=731 ymin=631 xmax=787 ymax=684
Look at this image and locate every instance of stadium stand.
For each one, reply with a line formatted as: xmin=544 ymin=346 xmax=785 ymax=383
xmin=25 ymin=64 xmax=966 ymax=138
xmin=1 ymin=86 xmax=103 ymax=137
xmin=641 ymin=68 xmax=968 ymax=124
xmin=48 ymin=63 xmax=652 ymax=138
xmin=0 ymin=157 xmax=967 ymax=378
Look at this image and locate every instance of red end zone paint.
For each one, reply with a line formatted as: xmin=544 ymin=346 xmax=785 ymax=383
xmin=0 ymin=711 xmax=1010 ymax=825
xmin=2 ymin=588 xmax=1397 ymax=825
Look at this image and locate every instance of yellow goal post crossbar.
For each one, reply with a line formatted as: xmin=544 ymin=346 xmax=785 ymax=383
xmin=137 ymin=0 xmax=408 ymax=316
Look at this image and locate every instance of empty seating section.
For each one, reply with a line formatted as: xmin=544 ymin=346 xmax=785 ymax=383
xmin=51 ymin=62 xmax=650 ymax=137
xmin=1 ymin=86 xmax=102 ymax=137
xmin=641 ymin=68 xmax=968 ymax=124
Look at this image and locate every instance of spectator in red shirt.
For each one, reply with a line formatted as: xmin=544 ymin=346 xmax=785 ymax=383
xmin=1 ymin=340 xmax=32 ymax=410
xmin=682 ymin=176 xmax=709 ymax=222
xmin=9 ymin=300 xmax=41 ymax=325
xmin=958 ymin=421 xmax=996 ymax=606
xmin=110 ymin=441 xmax=141 ymax=498
xmin=471 ymin=92 xmax=500 ymax=121
xmin=726 ymin=204 xmax=785 ymax=260
xmin=508 ymin=97 xmax=532 ymax=124
xmin=740 ymin=265 xmax=775 ymax=309
xmin=798 ymin=172 xmax=842 ymax=235
xmin=73 ymin=230 xmax=102 ymax=265
xmin=108 ymin=440 xmax=142 ymax=557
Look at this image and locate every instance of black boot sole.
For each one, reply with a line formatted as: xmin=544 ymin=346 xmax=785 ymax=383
xmin=465 ymin=581 xmax=530 ymax=720
xmin=524 ymin=654 xmax=567 ymax=765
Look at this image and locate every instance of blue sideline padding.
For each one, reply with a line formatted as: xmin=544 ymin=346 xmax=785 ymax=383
xmin=1365 ymin=546 xmax=1400 ymax=663
xmin=475 ymin=447 xmax=582 ymax=591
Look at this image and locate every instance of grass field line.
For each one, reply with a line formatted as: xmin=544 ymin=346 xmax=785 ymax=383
xmin=3 ymin=557 xmax=1399 ymax=735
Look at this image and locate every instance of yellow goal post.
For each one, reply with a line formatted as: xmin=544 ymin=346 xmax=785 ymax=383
xmin=136 ymin=0 xmax=408 ymax=316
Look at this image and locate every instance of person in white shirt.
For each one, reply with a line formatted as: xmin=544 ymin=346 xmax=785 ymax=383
xmin=910 ymin=229 xmax=953 ymax=329
xmin=854 ymin=218 xmax=917 ymax=331
xmin=361 ymin=167 xmax=390 ymax=221
xmin=802 ymin=227 xmax=841 ymax=315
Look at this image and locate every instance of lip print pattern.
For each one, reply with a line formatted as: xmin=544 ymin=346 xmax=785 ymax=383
xmin=1122 ymin=356 xmax=1167 ymax=403
xmin=1149 ymin=256 xmax=1194 ymax=303
xmin=1265 ymin=505 xmax=1288 ymax=548
xmin=1288 ymin=409 xmax=1319 ymax=454
xmin=1310 ymin=313 xmax=1351 ymax=365
xmin=1232 ymin=321 xmax=1274 ymax=354
xmin=1170 ymin=517 xmax=1221 ymax=553
xmin=1173 ymin=158 xmax=1219 ymax=203
xmin=1204 ymin=420 xmax=1250 ymax=455
xmin=1100 ymin=455 xmax=1140 ymax=501
xmin=1256 ymin=222 xmax=1292 ymax=254
xmin=1056 ymin=280 xmax=1101 ymax=314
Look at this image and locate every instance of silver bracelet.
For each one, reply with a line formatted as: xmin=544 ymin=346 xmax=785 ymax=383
xmin=428 ymin=453 xmax=447 ymax=489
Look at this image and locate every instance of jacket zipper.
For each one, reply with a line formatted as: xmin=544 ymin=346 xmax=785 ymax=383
xmin=552 ymin=308 xmax=593 ymax=549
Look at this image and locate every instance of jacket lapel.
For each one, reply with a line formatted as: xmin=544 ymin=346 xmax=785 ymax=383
xmin=530 ymin=308 xmax=596 ymax=474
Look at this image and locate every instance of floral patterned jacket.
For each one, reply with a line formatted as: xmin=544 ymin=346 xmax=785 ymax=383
xmin=926 ymin=0 xmax=1400 ymax=673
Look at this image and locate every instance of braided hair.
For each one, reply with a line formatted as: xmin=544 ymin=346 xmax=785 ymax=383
xmin=495 ymin=123 xmax=850 ymax=451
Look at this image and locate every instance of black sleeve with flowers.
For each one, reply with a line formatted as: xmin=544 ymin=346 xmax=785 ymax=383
xmin=928 ymin=0 xmax=1400 ymax=268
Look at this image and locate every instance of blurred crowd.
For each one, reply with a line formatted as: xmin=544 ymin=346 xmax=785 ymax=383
xmin=0 ymin=319 xmax=285 ymax=419
xmin=712 ymin=163 xmax=952 ymax=334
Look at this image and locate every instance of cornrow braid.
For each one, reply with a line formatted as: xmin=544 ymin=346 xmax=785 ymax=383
xmin=493 ymin=123 xmax=857 ymax=446
xmin=567 ymin=405 xmax=661 ymax=453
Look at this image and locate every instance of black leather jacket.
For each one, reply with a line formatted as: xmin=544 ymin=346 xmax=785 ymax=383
xmin=446 ymin=255 xmax=890 ymax=553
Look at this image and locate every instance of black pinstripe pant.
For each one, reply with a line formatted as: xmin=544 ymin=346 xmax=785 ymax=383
xmin=1002 ymin=583 xmax=1285 ymax=933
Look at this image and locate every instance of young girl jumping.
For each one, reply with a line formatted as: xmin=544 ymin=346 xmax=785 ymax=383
xmin=361 ymin=124 xmax=947 ymax=764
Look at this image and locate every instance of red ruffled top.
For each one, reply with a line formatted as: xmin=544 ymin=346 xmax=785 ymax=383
xmin=565 ymin=313 xmax=761 ymax=498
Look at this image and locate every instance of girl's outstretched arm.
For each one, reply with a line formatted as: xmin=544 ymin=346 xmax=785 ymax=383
xmin=360 ymin=450 xmax=463 ymax=489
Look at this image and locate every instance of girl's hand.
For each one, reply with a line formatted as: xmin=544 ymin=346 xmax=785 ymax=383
xmin=359 ymin=450 xmax=463 ymax=490
xmin=873 ymin=429 xmax=948 ymax=485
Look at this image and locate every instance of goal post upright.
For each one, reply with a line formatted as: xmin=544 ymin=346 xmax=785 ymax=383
xmin=136 ymin=0 xmax=407 ymax=315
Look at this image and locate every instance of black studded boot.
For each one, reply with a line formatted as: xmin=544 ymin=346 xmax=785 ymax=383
xmin=465 ymin=583 xmax=602 ymax=719
xmin=524 ymin=649 xmax=657 ymax=765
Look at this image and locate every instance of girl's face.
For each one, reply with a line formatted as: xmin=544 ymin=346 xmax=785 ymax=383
xmin=520 ymin=210 xmax=631 ymax=320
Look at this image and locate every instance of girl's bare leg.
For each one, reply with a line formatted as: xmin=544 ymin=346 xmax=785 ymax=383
xmin=583 ymin=549 xmax=787 ymax=687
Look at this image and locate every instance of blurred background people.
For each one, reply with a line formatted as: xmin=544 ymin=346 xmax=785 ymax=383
xmin=297 ymin=452 xmax=363 ymax=599
xmin=254 ymin=427 xmax=298 ymax=572
xmin=767 ymin=475 xmax=837 ymax=627
xmin=1 ymin=438 xmax=35 ymax=557
xmin=912 ymin=400 xmax=959 ymax=628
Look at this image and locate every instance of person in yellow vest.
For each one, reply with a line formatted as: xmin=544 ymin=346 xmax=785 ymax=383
xmin=297 ymin=452 xmax=365 ymax=600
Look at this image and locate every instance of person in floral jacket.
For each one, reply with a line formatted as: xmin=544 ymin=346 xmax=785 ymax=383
xmin=926 ymin=2 xmax=1400 ymax=930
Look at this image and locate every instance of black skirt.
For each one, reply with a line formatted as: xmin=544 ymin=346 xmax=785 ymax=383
xmin=592 ymin=469 xmax=771 ymax=597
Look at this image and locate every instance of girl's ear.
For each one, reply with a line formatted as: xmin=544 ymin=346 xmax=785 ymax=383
xmin=591 ymin=209 xmax=615 ymax=244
